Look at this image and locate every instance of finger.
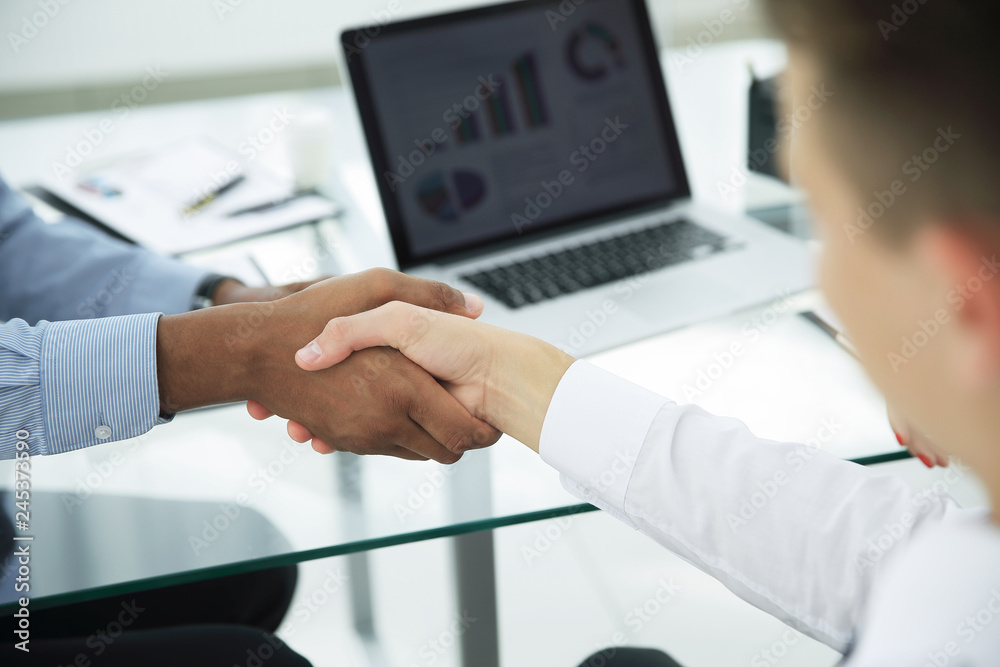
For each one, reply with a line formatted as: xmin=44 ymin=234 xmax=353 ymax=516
xmin=286 ymin=419 xmax=316 ymax=442
xmin=296 ymin=302 xmax=436 ymax=371
xmin=383 ymin=444 xmax=432 ymax=462
xmin=908 ymin=432 xmax=950 ymax=468
xmin=916 ymin=441 xmax=950 ymax=468
xmin=463 ymin=291 xmax=484 ymax=318
xmin=918 ymin=436 xmax=950 ymax=467
xmin=907 ymin=439 xmax=937 ymax=468
xmin=287 ymin=420 xmax=314 ymax=443
xmin=315 ymin=439 xmax=433 ymax=461
xmin=407 ymin=371 xmax=500 ymax=453
xmin=393 ymin=419 xmax=466 ymax=464
xmin=363 ymin=267 xmax=484 ymax=319
xmin=311 ymin=437 xmax=335 ymax=454
xmin=889 ymin=406 xmax=950 ymax=468
xmin=246 ymin=400 xmax=275 ymax=420
xmin=309 ymin=420 xmax=449 ymax=461
xmin=888 ymin=418 xmax=909 ymax=447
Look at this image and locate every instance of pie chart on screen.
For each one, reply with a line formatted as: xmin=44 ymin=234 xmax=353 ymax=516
xmin=416 ymin=169 xmax=487 ymax=222
xmin=566 ymin=22 xmax=625 ymax=82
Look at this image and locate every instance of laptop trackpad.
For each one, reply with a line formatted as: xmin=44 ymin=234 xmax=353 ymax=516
xmin=620 ymin=275 xmax=736 ymax=325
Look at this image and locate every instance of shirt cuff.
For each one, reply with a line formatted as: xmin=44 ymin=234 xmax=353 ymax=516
xmin=538 ymin=360 xmax=670 ymax=528
xmin=40 ymin=313 xmax=169 ymax=454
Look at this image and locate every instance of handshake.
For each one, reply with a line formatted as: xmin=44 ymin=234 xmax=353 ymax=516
xmin=157 ymin=269 xmax=575 ymax=462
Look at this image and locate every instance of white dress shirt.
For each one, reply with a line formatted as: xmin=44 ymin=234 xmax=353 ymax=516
xmin=539 ymin=361 xmax=1000 ymax=665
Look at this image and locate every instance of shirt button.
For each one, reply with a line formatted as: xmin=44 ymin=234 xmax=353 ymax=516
xmin=95 ymin=425 xmax=113 ymax=440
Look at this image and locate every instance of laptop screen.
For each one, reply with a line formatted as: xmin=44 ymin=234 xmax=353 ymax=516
xmin=342 ymin=0 xmax=689 ymax=268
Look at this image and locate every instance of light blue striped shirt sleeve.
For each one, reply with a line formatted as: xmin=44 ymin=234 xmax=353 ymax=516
xmin=0 ymin=313 xmax=167 ymax=459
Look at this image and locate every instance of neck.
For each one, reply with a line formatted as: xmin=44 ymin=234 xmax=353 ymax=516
xmin=986 ymin=470 xmax=1000 ymax=528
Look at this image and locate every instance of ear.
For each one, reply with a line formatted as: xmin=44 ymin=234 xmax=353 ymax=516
xmin=916 ymin=224 xmax=1000 ymax=390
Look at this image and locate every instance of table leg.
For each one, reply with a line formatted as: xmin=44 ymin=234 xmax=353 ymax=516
xmin=450 ymin=449 xmax=500 ymax=667
xmin=453 ymin=530 xmax=500 ymax=667
xmin=338 ymin=450 xmax=501 ymax=667
xmin=338 ymin=455 xmax=390 ymax=666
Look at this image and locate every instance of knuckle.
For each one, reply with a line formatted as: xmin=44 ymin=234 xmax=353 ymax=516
xmin=437 ymin=450 xmax=462 ymax=465
xmin=366 ymin=267 xmax=396 ymax=302
xmin=389 ymin=302 xmax=429 ymax=347
xmin=405 ymin=394 xmax=426 ymax=422
xmin=384 ymin=300 xmax=410 ymax=319
xmin=384 ymin=375 xmax=413 ymax=405
xmin=322 ymin=316 xmax=349 ymax=340
xmin=364 ymin=267 xmax=390 ymax=280
xmin=443 ymin=430 xmax=471 ymax=454
xmin=376 ymin=388 xmax=412 ymax=428
xmin=429 ymin=279 xmax=461 ymax=312
xmin=475 ymin=426 xmax=501 ymax=447
xmin=363 ymin=267 xmax=391 ymax=305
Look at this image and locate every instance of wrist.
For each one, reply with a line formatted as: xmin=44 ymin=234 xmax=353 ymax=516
xmin=484 ymin=334 xmax=574 ymax=452
xmin=157 ymin=301 xmax=288 ymax=413
xmin=209 ymin=278 xmax=246 ymax=306
xmin=191 ymin=274 xmax=241 ymax=310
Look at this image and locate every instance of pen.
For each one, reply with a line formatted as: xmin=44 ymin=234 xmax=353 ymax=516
xmin=183 ymin=175 xmax=246 ymax=216
xmin=225 ymin=188 xmax=319 ymax=218
xmin=800 ymin=310 xmax=860 ymax=360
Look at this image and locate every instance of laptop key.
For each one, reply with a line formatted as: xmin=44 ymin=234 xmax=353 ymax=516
xmin=459 ymin=218 xmax=731 ymax=309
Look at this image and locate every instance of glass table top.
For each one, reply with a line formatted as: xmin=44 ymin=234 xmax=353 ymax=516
xmin=0 ymin=287 xmax=910 ymax=614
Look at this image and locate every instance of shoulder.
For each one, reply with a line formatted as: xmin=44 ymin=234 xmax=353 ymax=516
xmin=849 ymin=508 xmax=1000 ymax=666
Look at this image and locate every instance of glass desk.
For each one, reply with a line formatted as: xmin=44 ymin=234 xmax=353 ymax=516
xmin=0 ymin=39 xmax=924 ymax=665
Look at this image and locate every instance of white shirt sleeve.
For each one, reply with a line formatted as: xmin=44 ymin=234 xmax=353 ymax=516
xmin=538 ymin=360 xmax=961 ymax=653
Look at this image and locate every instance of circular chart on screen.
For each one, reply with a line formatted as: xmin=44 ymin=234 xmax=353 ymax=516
xmin=566 ymin=22 xmax=625 ymax=82
xmin=416 ymin=168 xmax=487 ymax=223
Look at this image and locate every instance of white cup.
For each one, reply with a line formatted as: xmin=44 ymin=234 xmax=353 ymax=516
xmin=287 ymin=107 xmax=335 ymax=190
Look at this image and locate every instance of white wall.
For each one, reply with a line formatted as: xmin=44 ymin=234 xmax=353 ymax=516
xmin=1 ymin=0 xmax=763 ymax=92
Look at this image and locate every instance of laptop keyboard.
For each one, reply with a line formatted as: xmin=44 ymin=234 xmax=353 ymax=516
xmin=460 ymin=218 xmax=734 ymax=309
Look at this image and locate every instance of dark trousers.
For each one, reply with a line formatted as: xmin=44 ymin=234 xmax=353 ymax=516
xmin=4 ymin=565 xmax=312 ymax=666
xmin=577 ymin=646 xmax=683 ymax=667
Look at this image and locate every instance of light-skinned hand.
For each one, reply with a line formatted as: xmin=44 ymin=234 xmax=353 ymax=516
xmin=887 ymin=405 xmax=949 ymax=468
xmin=283 ymin=299 xmax=575 ymax=452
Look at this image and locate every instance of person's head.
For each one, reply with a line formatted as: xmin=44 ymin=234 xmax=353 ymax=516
xmin=763 ymin=1 xmax=1000 ymax=484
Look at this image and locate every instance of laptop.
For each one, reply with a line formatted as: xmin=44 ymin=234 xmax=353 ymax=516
xmin=340 ymin=0 xmax=813 ymax=357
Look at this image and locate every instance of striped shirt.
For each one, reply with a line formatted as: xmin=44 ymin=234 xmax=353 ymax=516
xmin=0 ymin=175 xmax=208 ymax=459
xmin=1 ymin=314 xmax=168 ymax=458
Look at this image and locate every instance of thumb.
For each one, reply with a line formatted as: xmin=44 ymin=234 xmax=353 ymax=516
xmin=295 ymin=301 xmax=434 ymax=371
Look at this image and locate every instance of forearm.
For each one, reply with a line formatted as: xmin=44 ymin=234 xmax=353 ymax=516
xmin=628 ymin=409 xmax=961 ymax=650
xmin=539 ymin=361 xmax=965 ymax=651
xmin=156 ymin=299 xmax=312 ymax=413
